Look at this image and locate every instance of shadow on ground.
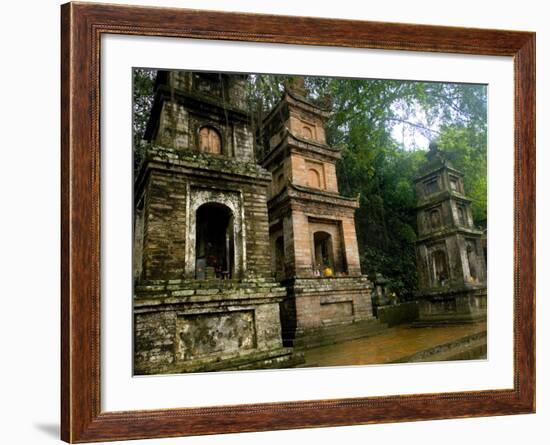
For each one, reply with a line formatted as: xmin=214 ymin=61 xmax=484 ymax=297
xmin=33 ymin=422 xmax=59 ymax=439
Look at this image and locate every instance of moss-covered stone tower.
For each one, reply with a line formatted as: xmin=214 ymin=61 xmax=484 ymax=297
xmin=414 ymin=142 xmax=487 ymax=324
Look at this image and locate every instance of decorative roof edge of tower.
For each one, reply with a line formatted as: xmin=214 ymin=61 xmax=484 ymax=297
xmin=414 ymin=164 xmax=465 ymax=184
xmin=414 ymin=192 xmax=473 ymax=209
xmin=415 ymin=225 xmax=485 ymax=243
xmin=267 ymin=183 xmax=360 ymax=209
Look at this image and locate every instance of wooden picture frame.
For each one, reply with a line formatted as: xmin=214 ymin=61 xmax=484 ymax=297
xmin=61 ymin=2 xmax=535 ymax=442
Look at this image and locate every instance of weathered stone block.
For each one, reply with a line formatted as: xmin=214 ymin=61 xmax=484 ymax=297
xmin=176 ymin=310 xmax=256 ymax=361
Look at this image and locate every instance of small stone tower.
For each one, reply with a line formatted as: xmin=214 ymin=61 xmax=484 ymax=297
xmin=133 ymin=71 xmax=301 ymax=374
xmin=414 ymin=142 xmax=487 ymax=324
xmin=261 ymin=77 xmax=379 ymax=347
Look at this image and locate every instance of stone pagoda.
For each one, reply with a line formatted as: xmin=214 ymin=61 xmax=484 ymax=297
xmin=414 ymin=142 xmax=487 ymax=324
xmin=133 ymin=71 xmax=302 ymax=374
xmin=260 ymin=78 xmax=381 ymax=348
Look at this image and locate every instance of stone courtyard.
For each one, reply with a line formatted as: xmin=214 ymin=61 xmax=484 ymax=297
xmin=133 ymin=70 xmax=487 ymax=375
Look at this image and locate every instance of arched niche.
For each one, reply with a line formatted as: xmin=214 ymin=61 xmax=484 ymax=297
xmin=301 ymin=125 xmax=313 ymax=139
xmin=429 ymin=208 xmax=442 ymax=229
xmin=313 ymin=231 xmax=334 ymax=274
xmin=307 ymin=168 xmax=322 ymax=189
xmin=198 ymin=126 xmax=222 ymax=154
xmin=457 ymin=205 xmax=467 ymax=226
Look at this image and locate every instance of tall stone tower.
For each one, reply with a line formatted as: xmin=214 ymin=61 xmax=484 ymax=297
xmin=414 ymin=142 xmax=487 ymax=324
xmin=133 ymin=71 xmax=301 ymax=374
xmin=261 ymin=78 xmax=379 ymax=347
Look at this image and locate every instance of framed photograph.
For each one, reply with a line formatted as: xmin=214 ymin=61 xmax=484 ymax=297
xmin=61 ymin=2 xmax=535 ymax=442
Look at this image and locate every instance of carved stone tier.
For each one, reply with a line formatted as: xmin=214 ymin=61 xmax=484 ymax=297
xmin=134 ymin=279 xmax=303 ymax=374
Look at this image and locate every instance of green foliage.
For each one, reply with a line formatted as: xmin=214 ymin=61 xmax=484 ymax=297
xmin=132 ymin=69 xmax=487 ymax=299
xmin=437 ymin=125 xmax=487 ymax=225
xmin=133 ymin=68 xmax=157 ymax=171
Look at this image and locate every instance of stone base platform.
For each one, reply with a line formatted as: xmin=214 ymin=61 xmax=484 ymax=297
xmin=391 ymin=328 xmax=487 ymax=363
xmin=134 ymin=278 xmax=303 ymax=375
xmin=136 ymin=346 xmax=303 ymax=375
xmin=377 ymin=301 xmax=420 ymax=327
xmin=280 ymin=276 xmax=379 ymax=348
xmin=414 ymin=285 xmax=487 ymax=326
xmin=293 ymin=318 xmax=387 ymax=350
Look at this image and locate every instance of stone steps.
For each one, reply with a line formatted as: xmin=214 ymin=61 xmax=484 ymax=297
xmin=412 ymin=315 xmax=486 ymax=327
xmin=292 ymin=319 xmax=388 ymax=350
xmin=390 ymin=330 xmax=487 ymax=364
xmin=148 ymin=347 xmax=304 ymax=374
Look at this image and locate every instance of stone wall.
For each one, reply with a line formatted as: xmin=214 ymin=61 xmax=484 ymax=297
xmin=289 ymin=210 xmax=312 ymax=276
xmin=268 ymin=158 xmax=292 ymax=199
xmin=140 ymin=170 xmax=188 ymax=280
xmin=242 ymin=187 xmax=272 ymax=278
xmin=340 ymin=216 xmax=362 ymax=276
xmin=133 ymin=205 xmax=145 ymax=281
xmin=134 ymin=311 xmax=176 ymax=370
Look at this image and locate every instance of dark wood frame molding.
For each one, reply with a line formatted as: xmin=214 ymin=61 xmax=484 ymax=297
xmin=61 ymin=2 xmax=536 ymax=442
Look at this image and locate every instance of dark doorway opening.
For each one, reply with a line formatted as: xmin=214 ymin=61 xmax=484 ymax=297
xmin=195 ymin=203 xmax=234 ymax=279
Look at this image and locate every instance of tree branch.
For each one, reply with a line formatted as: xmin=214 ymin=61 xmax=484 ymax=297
xmin=384 ymin=117 xmax=441 ymax=135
